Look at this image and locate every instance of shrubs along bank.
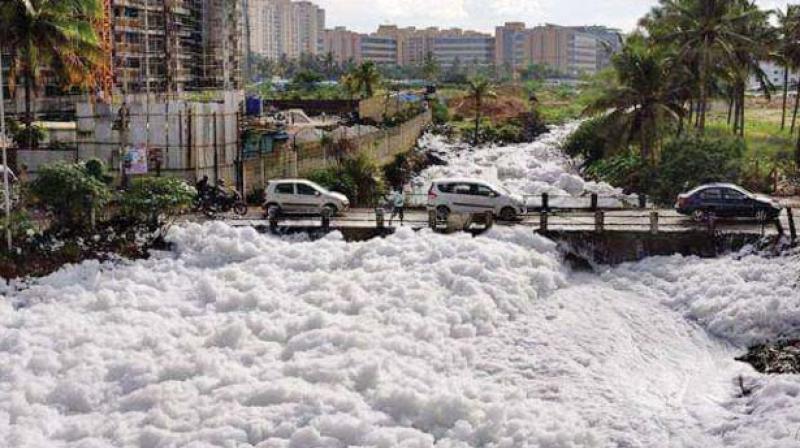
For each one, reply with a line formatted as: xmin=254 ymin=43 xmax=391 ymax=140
xmin=0 ymin=160 xmax=195 ymax=279
xmin=563 ymin=115 xmax=792 ymax=204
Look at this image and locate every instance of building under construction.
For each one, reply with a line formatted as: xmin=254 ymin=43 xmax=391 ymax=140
xmin=1 ymin=0 xmax=244 ymax=120
xmin=111 ymin=0 xmax=243 ymax=95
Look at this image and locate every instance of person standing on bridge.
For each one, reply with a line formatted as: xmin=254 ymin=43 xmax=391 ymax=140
xmin=388 ymin=188 xmax=405 ymax=226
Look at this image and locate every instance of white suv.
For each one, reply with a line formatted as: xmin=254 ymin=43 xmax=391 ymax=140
xmin=427 ymin=178 xmax=525 ymax=221
xmin=264 ymin=179 xmax=350 ymax=216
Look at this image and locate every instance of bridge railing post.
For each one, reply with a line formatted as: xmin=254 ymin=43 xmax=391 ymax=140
xmin=638 ymin=194 xmax=647 ymax=209
xmin=484 ymin=211 xmax=493 ymax=229
xmin=595 ymin=210 xmax=605 ymax=233
xmin=541 ymin=193 xmax=549 ymax=212
xmin=375 ymin=207 xmax=385 ymax=229
xmin=268 ymin=207 xmax=279 ymax=234
xmin=650 ymin=211 xmax=659 ymax=235
xmin=590 ymin=193 xmax=598 ymax=211
xmin=788 ymin=207 xmax=797 ymax=243
xmin=539 ymin=211 xmax=548 ymax=233
xmin=428 ymin=209 xmax=437 ymax=229
xmin=707 ymin=213 xmax=716 ymax=235
xmin=321 ymin=207 xmax=331 ymax=231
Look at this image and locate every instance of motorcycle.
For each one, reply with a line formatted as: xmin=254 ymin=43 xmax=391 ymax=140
xmin=200 ymin=188 xmax=248 ymax=217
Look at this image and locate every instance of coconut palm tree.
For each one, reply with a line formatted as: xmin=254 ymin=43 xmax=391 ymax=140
xmin=774 ymin=5 xmax=800 ymax=131
xmin=351 ymin=62 xmax=381 ymax=98
xmin=583 ymin=35 xmax=684 ymax=164
xmin=466 ymin=76 xmax=496 ymax=145
xmin=0 ymin=0 xmax=103 ymax=147
xmin=649 ymin=0 xmax=762 ymax=132
xmin=724 ymin=1 xmax=773 ymax=137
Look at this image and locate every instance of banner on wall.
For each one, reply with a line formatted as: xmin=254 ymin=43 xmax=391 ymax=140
xmin=124 ymin=145 xmax=148 ymax=175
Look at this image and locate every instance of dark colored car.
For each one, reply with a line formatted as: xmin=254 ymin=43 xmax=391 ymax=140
xmin=676 ymin=183 xmax=782 ymax=222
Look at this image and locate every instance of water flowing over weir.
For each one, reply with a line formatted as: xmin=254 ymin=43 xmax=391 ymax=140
xmin=1 ymin=125 xmax=799 ymax=447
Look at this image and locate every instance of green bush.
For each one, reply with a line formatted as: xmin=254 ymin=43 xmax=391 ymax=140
xmin=431 ymin=99 xmax=450 ymax=124
xmin=585 ymin=152 xmax=646 ymax=194
xmin=0 ymin=210 xmax=36 ymax=246
xmin=647 ymin=135 xmax=744 ymax=204
xmin=29 ymin=162 xmax=112 ymax=228
xmin=119 ymin=177 xmax=196 ymax=226
xmin=84 ymin=158 xmax=114 ymax=185
xmin=308 ymin=152 xmax=386 ymax=206
xmin=563 ymin=116 xmax=618 ymax=165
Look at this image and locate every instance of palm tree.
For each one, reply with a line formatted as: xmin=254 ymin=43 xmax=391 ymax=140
xmin=724 ymin=1 xmax=773 ymax=137
xmin=466 ymin=76 xmax=496 ymax=145
xmin=0 ymin=0 xmax=103 ymax=147
xmin=649 ymin=0 xmax=762 ymax=132
xmin=584 ymin=36 xmax=684 ymax=164
xmin=351 ymin=62 xmax=381 ymax=98
xmin=774 ymin=5 xmax=800 ymax=131
xmin=422 ymin=51 xmax=440 ymax=83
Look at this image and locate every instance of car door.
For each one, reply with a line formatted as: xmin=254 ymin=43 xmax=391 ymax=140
xmin=722 ymin=188 xmax=752 ymax=217
xmin=698 ymin=188 xmax=724 ymax=214
xmin=450 ymin=182 xmax=477 ymax=213
xmin=273 ymin=182 xmax=297 ymax=211
xmin=295 ymin=182 xmax=323 ymax=213
xmin=472 ymin=183 xmax=499 ymax=212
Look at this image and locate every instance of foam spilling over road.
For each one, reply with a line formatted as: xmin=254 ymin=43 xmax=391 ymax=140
xmin=413 ymin=124 xmax=637 ymax=208
xmin=1 ymin=223 xmax=798 ymax=447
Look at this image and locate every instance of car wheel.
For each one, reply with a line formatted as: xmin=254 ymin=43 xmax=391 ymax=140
xmin=691 ymin=209 xmax=707 ymax=223
xmin=436 ymin=206 xmax=450 ymax=221
xmin=755 ymin=209 xmax=769 ymax=222
xmin=322 ymin=204 xmax=337 ymax=217
xmin=499 ymin=207 xmax=517 ymax=221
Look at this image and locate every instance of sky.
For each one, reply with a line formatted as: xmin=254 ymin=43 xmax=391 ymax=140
xmin=315 ymin=0 xmax=791 ymax=34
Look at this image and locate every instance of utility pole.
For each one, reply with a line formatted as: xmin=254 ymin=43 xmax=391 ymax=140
xmin=144 ymin=0 xmax=152 ymax=158
xmin=0 ymin=49 xmax=11 ymax=251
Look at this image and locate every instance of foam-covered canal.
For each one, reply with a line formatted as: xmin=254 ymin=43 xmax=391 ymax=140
xmin=1 ymin=126 xmax=798 ymax=447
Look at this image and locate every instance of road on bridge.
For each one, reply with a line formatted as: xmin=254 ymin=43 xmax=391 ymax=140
xmin=207 ymin=207 xmax=798 ymax=236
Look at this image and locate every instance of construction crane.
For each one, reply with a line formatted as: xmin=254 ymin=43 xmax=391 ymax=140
xmin=95 ymin=0 xmax=114 ymax=102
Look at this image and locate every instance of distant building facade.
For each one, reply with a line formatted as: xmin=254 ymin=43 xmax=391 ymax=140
xmin=494 ymin=22 xmax=620 ymax=77
xmin=247 ymin=0 xmax=325 ymax=60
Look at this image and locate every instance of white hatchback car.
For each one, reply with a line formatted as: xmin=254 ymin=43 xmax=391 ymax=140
xmin=427 ymin=178 xmax=525 ymax=221
xmin=264 ymin=179 xmax=350 ymax=216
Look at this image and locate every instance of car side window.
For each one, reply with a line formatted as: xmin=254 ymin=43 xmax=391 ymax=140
xmin=700 ymin=189 xmax=721 ymax=200
xmin=297 ymin=183 xmax=318 ymax=195
xmin=275 ymin=183 xmax=294 ymax=194
xmin=453 ymin=184 xmax=471 ymax=195
xmin=723 ymin=189 xmax=746 ymax=200
xmin=437 ymin=183 xmax=453 ymax=193
xmin=474 ymin=185 xmax=495 ymax=197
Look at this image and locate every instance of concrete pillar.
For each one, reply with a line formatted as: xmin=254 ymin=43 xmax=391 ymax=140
xmin=428 ymin=209 xmax=437 ymax=229
xmin=376 ymin=208 xmax=385 ymax=229
xmin=595 ymin=211 xmax=605 ymax=233
xmin=650 ymin=211 xmax=659 ymax=235
xmin=321 ymin=207 xmax=331 ymax=230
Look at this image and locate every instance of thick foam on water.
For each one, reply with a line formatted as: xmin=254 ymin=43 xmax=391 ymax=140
xmin=1 ymin=222 xmax=798 ymax=447
xmin=413 ymin=124 xmax=636 ymax=207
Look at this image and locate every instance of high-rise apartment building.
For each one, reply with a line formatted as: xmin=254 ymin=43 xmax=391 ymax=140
xmin=367 ymin=26 xmax=494 ymax=68
xmin=495 ymin=22 xmax=616 ymax=76
xmin=112 ymin=0 xmax=242 ymax=94
xmin=322 ymin=27 xmax=361 ymax=65
xmin=247 ymin=0 xmax=325 ymax=60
